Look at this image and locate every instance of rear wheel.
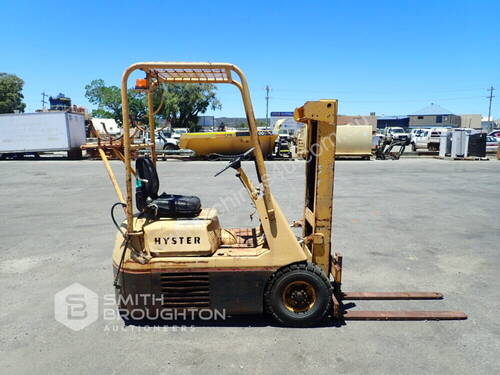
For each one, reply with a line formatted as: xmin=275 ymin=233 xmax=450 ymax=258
xmin=265 ymin=262 xmax=332 ymax=327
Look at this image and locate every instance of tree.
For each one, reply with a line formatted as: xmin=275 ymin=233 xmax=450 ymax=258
xmin=85 ymin=80 xmax=221 ymax=130
xmin=154 ymin=83 xmax=221 ymax=130
xmin=84 ymin=79 xmax=147 ymax=125
xmin=0 ymin=73 xmax=26 ymax=113
xmin=256 ymin=119 xmax=269 ymax=128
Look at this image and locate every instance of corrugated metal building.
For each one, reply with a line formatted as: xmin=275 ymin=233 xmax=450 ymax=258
xmin=377 ymin=116 xmax=409 ymax=129
xmin=408 ymin=103 xmax=460 ymax=128
xmin=460 ymin=114 xmax=482 ymax=129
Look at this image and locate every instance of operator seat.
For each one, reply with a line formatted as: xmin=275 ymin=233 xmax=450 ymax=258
xmin=135 ymin=156 xmax=201 ymax=218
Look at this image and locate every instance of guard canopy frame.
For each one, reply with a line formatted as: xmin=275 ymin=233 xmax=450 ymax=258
xmin=119 ymin=62 xmax=275 ymax=234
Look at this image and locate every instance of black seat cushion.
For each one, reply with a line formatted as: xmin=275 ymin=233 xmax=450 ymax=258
xmin=152 ymin=193 xmax=201 ymax=218
xmin=136 ymin=156 xmax=160 ymax=199
xmin=135 ymin=156 xmax=201 ymax=218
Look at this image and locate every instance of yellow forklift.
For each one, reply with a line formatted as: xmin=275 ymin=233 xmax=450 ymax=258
xmin=98 ymin=62 xmax=465 ymax=326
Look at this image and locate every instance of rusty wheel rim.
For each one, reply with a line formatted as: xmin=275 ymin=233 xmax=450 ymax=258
xmin=282 ymin=280 xmax=317 ymax=313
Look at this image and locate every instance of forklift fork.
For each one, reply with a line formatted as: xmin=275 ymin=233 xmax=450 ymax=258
xmin=330 ymin=252 xmax=467 ymax=321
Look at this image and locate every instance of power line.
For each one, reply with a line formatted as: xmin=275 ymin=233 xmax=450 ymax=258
xmin=272 ymin=86 xmax=499 ymax=95
xmin=270 ymin=95 xmax=485 ymax=103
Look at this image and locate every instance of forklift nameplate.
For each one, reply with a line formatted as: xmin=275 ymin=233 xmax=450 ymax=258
xmin=154 ymin=237 xmax=201 ymax=245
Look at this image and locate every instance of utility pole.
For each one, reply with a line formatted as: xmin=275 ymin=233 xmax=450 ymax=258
xmin=265 ymin=85 xmax=271 ymax=128
xmin=486 ymin=86 xmax=495 ymax=124
xmin=41 ymin=92 xmax=48 ymax=110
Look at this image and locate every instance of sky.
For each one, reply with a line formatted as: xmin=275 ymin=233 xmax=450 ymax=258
xmin=1 ymin=0 xmax=499 ymax=119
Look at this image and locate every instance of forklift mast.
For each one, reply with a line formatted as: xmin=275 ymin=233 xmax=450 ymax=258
xmin=294 ymin=100 xmax=338 ymax=276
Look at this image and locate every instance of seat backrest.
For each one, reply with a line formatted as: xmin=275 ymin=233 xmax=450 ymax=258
xmin=135 ymin=156 xmax=160 ymax=200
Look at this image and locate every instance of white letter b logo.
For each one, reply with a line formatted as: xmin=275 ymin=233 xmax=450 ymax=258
xmin=55 ymin=283 xmax=98 ymax=331
xmin=66 ymin=294 xmax=88 ymax=320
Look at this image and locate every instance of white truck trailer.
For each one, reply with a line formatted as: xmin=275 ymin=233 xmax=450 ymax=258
xmin=0 ymin=112 xmax=86 ymax=159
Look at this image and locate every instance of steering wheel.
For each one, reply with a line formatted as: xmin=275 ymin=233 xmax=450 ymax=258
xmin=214 ymin=147 xmax=255 ymax=177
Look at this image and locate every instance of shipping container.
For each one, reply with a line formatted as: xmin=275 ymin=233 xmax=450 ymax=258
xmin=0 ymin=112 xmax=86 ymax=159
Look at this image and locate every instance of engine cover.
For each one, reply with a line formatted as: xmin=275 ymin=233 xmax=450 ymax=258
xmin=143 ymin=209 xmax=221 ymax=256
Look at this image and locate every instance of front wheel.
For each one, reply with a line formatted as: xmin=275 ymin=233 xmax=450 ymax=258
xmin=265 ymin=262 xmax=332 ymax=327
xmin=163 ymin=143 xmax=178 ymax=151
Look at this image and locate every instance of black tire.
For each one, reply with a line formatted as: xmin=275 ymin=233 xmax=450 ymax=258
xmin=163 ymin=143 xmax=177 ymax=151
xmin=411 ymin=142 xmax=416 ymax=152
xmin=207 ymin=153 xmax=220 ymax=161
xmin=264 ymin=262 xmax=332 ymax=327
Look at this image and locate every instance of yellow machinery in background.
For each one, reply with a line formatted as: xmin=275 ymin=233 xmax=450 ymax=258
xmin=296 ymin=124 xmax=372 ymax=159
xmin=179 ymin=130 xmax=277 ymax=159
xmin=95 ymin=61 xmax=465 ymax=326
xmin=336 ymin=125 xmax=372 ymax=159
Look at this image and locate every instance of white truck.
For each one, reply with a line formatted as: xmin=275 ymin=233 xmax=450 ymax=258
xmin=144 ymin=128 xmax=180 ymax=151
xmin=0 ymin=112 xmax=86 ymax=159
xmin=412 ymin=127 xmax=449 ymax=151
xmin=172 ymin=128 xmax=189 ymax=140
xmin=383 ymin=127 xmax=411 ymax=144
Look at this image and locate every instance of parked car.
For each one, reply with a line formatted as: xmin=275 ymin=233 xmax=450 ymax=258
xmin=410 ymin=128 xmax=424 ymax=141
xmin=488 ymin=130 xmax=500 ymax=140
xmin=172 ymin=128 xmax=189 ymax=140
xmin=382 ymin=127 xmax=411 ymax=147
xmin=409 ymin=129 xmax=424 ymax=150
xmin=383 ymin=127 xmax=410 ymax=140
xmin=486 ymin=136 xmax=499 ymax=153
xmin=145 ymin=129 xmax=179 ymax=151
xmin=277 ymin=128 xmax=293 ymax=142
xmin=413 ymin=127 xmax=449 ymax=151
